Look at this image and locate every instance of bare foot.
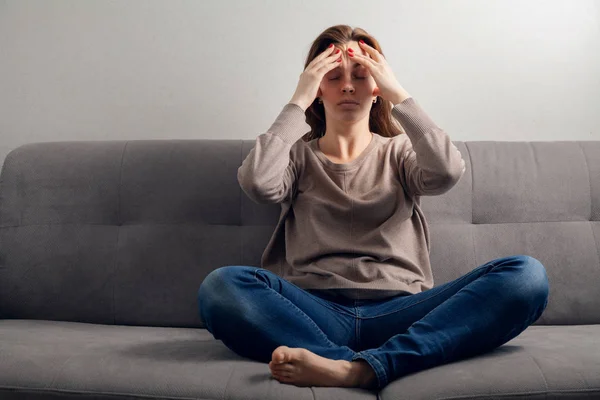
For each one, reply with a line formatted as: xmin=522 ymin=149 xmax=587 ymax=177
xmin=268 ymin=345 xmax=377 ymax=389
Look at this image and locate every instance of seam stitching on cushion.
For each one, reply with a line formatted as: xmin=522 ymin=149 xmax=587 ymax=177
xmin=435 ymin=389 xmax=600 ymax=400
xmin=0 ymin=386 xmax=212 ymax=399
xmin=239 ymin=140 xmax=243 ymax=265
xmin=113 ymin=141 xmax=128 ymax=325
xmin=577 ymin=142 xmax=593 ymax=221
xmin=47 ymin=353 xmax=77 ymax=389
xmin=3 ymin=220 xmax=577 ymax=228
xmin=465 ymin=142 xmax=474 ymax=224
xmin=524 ymin=349 xmax=549 ymax=391
xmin=465 ymin=142 xmax=477 ymax=266
xmin=222 ymin=365 xmax=235 ymax=400
xmin=576 ymin=142 xmax=600 ymax=280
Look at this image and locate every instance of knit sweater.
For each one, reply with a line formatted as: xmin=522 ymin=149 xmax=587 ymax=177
xmin=237 ymin=97 xmax=466 ymax=300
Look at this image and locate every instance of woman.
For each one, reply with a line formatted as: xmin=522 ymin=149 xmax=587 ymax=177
xmin=197 ymin=25 xmax=549 ymax=391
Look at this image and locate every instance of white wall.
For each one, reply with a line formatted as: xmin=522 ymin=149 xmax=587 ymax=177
xmin=1 ymin=0 xmax=599 ymax=170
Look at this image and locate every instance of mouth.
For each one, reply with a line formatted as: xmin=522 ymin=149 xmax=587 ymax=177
xmin=338 ymin=101 xmax=360 ymax=105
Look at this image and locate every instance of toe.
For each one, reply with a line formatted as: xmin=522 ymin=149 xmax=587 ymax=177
xmin=277 ymin=364 xmax=295 ymax=373
xmin=272 ymin=345 xmax=290 ymax=364
xmin=277 ymin=371 xmax=291 ymax=379
xmin=272 ymin=371 xmax=287 ymax=381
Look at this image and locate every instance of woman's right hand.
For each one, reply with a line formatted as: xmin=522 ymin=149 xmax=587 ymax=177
xmin=289 ymin=45 xmax=342 ymax=111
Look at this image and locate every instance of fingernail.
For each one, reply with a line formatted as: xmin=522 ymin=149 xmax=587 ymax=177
xmin=347 ymin=48 xmax=354 ymax=52
xmin=359 ymin=40 xmax=365 ymax=44
xmin=328 ymin=44 xmax=333 ymax=48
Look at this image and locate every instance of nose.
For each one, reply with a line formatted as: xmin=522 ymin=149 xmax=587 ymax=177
xmin=337 ymin=56 xmax=356 ymax=93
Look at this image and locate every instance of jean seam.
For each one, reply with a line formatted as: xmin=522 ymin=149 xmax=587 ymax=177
xmin=355 ymin=310 xmax=361 ymax=350
xmin=307 ymin=295 xmax=356 ymax=318
xmin=253 ymin=268 xmax=336 ymax=348
xmin=362 ymin=262 xmax=494 ymax=320
xmin=352 ymin=351 xmax=387 ymax=389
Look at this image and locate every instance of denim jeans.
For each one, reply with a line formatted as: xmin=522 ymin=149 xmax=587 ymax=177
xmin=197 ymin=255 xmax=549 ymax=390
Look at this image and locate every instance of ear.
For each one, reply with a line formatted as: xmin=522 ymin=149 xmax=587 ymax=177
xmin=373 ymin=87 xmax=380 ymax=96
xmin=317 ymin=88 xmax=322 ymax=97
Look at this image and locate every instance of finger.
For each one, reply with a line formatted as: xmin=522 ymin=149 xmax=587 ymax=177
xmin=308 ymin=45 xmax=338 ymax=69
xmin=350 ymin=52 xmax=376 ymax=69
xmin=311 ymin=47 xmax=341 ymax=68
xmin=316 ymin=51 xmax=342 ymax=74
xmin=358 ymin=41 xmax=383 ymax=62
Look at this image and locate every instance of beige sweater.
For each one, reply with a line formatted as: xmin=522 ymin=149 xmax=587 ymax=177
xmin=237 ymin=97 xmax=466 ymax=300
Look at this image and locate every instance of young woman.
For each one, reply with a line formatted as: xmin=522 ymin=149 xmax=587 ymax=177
xmin=198 ymin=25 xmax=549 ymax=391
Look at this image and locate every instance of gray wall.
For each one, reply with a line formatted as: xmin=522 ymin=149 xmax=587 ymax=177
xmin=1 ymin=0 xmax=599 ymax=171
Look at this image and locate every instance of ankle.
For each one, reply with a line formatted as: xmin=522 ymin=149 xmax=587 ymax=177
xmin=350 ymin=360 xmax=377 ymax=389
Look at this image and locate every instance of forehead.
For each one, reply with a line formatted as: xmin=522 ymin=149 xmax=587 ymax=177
xmin=328 ymin=62 xmax=366 ymax=73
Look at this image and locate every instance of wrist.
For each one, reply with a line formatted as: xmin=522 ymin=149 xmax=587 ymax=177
xmin=289 ymin=99 xmax=308 ymax=112
xmin=389 ymin=87 xmax=412 ymax=106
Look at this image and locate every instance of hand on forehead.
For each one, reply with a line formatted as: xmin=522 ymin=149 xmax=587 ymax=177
xmin=336 ymin=41 xmax=368 ymax=57
xmin=334 ymin=47 xmax=367 ymax=71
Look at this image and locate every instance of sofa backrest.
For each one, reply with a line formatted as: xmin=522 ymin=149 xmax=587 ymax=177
xmin=1 ymin=139 xmax=599 ymax=328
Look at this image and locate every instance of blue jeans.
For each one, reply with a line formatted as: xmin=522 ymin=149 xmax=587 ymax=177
xmin=197 ymin=255 xmax=549 ymax=390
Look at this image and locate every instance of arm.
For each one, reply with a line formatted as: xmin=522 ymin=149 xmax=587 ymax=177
xmin=392 ymin=97 xmax=466 ymax=197
xmin=237 ymin=103 xmax=307 ymax=204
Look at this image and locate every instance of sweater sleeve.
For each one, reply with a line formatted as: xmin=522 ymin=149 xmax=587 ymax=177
xmin=237 ymin=102 xmax=309 ymax=204
xmin=392 ymin=97 xmax=466 ymax=197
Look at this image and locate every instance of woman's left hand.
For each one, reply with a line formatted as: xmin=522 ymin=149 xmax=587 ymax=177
xmin=351 ymin=41 xmax=407 ymax=105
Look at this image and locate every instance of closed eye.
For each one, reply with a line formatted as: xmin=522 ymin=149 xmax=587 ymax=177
xmin=329 ymin=77 xmax=365 ymax=80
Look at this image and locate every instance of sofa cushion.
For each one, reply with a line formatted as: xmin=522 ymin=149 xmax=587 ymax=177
xmin=1 ymin=141 xmax=600 ymax=328
xmin=1 ymin=319 xmax=598 ymax=399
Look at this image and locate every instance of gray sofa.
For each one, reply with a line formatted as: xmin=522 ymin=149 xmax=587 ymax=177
xmin=1 ymin=138 xmax=599 ymax=400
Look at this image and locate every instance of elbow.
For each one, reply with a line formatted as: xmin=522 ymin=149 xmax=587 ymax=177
xmin=429 ymin=170 xmax=463 ymax=196
xmin=451 ymin=161 xmax=467 ymax=182
xmin=239 ymin=181 xmax=284 ymax=204
xmin=440 ymin=166 xmax=465 ymax=192
xmin=443 ymin=158 xmax=466 ymax=186
xmin=240 ymin=184 xmax=267 ymax=204
xmin=238 ymin=169 xmax=262 ymax=203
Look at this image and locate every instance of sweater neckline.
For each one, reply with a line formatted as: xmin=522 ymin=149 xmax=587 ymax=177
xmin=310 ymin=133 xmax=379 ymax=171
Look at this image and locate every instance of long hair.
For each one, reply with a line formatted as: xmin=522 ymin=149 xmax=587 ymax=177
xmin=300 ymin=25 xmax=406 ymax=142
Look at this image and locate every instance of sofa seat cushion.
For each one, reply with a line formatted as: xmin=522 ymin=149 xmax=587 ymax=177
xmin=0 ymin=319 xmax=377 ymax=399
xmin=0 ymin=320 xmax=599 ymax=399
xmin=379 ymin=324 xmax=600 ymax=399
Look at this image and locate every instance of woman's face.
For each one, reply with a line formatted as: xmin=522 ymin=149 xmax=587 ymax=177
xmin=318 ymin=40 xmax=378 ymax=118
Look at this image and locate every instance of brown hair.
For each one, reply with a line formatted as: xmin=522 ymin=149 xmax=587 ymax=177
xmin=301 ymin=25 xmax=406 ymax=142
